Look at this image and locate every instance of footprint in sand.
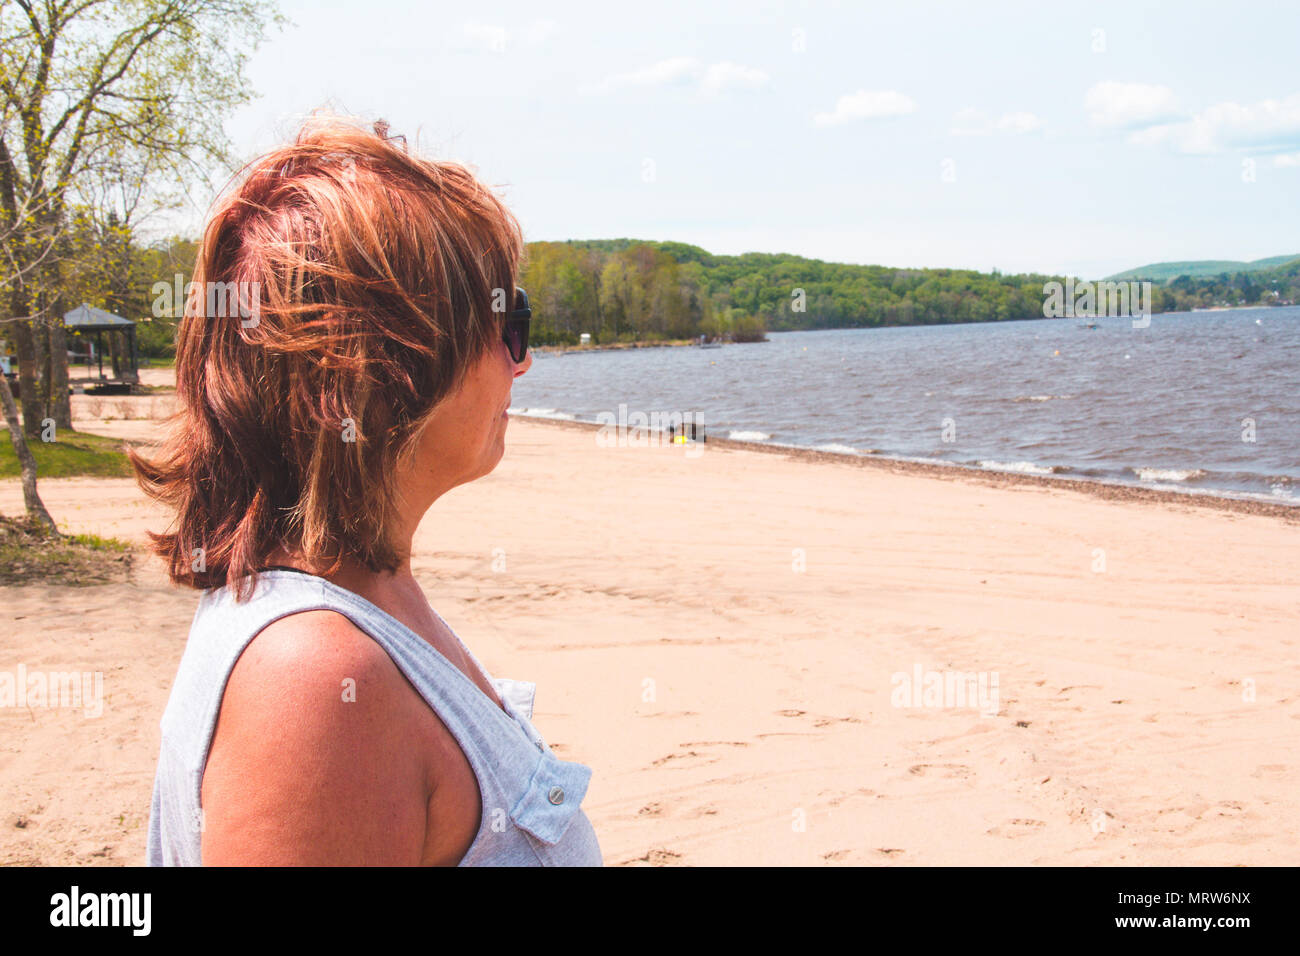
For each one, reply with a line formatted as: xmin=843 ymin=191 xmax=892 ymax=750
xmin=625 ymin=848 xmax=683 ymax=866
xmin=813 ymin=715 xmax=863 ymax=728
xmin=986 ymin=818 xmax=1046 ymax=838
xmin=651 ymin=750 xmax=720 ymax=768
xmin=1252 ymin=765 xmax=1288 ymax=778
xmin=908 ymin=763 xmax=973 ymax=779
xmin=824 ymin=788 xmax=877 ymax=806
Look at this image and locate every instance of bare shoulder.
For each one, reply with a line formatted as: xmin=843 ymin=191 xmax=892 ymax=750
xmin=200 ymin=609 xmax=450 ymax=865
xmin=223 ymin=609 xmax=410 ymax=712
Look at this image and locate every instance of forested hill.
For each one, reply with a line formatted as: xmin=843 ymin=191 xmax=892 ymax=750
xmin=1107 ymin=254 xmax=1300 ymax=282
xmin=518 ymin=239 xmax=1300 ymax=346
xmin=520 ymin=238 xmax=1065 ymax=345
xmin=119 ymin=237 xmax=1300 ymax=357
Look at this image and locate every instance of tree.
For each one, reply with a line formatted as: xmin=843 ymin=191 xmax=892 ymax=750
xmin=0 ymin=0 xmax=283 ymax=437
xmin=0 ymin=370 xmax=54 ymax=532
xmin=599 ymin=256 xmax=634 ymax=340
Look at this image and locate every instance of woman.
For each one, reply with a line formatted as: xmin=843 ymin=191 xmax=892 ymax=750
xmin=135 ymin=117 xmax=602 ymax=866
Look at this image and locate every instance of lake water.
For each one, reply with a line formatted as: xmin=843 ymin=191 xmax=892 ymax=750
xmin=509 ymin=306 xmax=1300 ymax=504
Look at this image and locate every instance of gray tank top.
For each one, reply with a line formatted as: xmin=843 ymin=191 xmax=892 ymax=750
xmin=145 ymin=570 xmax=603 ymax=866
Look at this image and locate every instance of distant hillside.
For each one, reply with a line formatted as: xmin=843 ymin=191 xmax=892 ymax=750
xmin=521 ymin=240 xmax=1300 ymax=343
xmin=115 ymin=236 xmax=1300 ymax=358
xmin=1108 ymin=254 xmax=1300 ymax=282
xmin=522 ymin=238 xmax=1066 ymax=344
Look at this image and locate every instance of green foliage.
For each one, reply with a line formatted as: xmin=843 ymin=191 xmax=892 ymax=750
xmin=516 ymin=241 xmax=1300 ymax=342
xmin=1108 ymin=254 xmax=1300 ymax=282
xmin=85 ymin=237 xmax=1300 ymax=362
xmin=68 ymin=532 xmax=132 ymax=552
xmin=1 ymin=0 xmax=285 ymax=431
xmin=521 ymin=240 xmax=1063 ymax=341
xmin=131 ymin=237 xmax=197 ymax=356
xmin=0 ymin=429 xmax=133 ymax=479
xmin=1146 ymin=258 xmax=1300 ymax=310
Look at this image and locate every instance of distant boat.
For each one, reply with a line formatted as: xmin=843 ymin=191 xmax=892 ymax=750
xmin=1078 ymin=322 xmax=1100 ymax=330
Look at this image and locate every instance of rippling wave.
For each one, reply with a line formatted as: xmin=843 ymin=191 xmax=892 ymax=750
xmin=510 ymin=307 xmax=1300 ymax=504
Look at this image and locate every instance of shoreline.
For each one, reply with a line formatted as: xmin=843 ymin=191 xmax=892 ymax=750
xmin=530 ymin=303 xmax=1296 ymax=356
xmin=532 ymin=337 xmax=768 ymax=355
xmin=511 ymin=412 xmax=1300 ymax=523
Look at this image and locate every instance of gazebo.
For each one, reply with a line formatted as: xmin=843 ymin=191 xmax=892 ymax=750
xmin=64 ymin=303 xmax=139 ymax=393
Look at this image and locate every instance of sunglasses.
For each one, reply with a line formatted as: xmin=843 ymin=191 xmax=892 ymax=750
xmin=502 ymin=287 xmax=531 ymax=363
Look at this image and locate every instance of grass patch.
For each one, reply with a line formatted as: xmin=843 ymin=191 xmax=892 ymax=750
xmin=0 ymin=516 xmax=134 ymax=586
xmin=68 ymin=532 xmax=132 ymax=552
xmin=0 ymin=429 xmax=134 ymax=479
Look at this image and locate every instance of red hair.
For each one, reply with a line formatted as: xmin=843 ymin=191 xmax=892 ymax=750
xmin=131 ymin=116 xmax=524 ymax=598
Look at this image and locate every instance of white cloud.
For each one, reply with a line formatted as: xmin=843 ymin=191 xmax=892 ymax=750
xmin=598 ymin=56 xmax=700 ymax=91
xmin=1084 ymin=81 xmax=1181 ymax=129
xmin=951 ymin=108 xmax=1042 ymax=136
xmin=814 ymin=89 xmax=916 ymax=127
xmin=700 ymin=61 xmax=770 ymax=97
xmin=1132 ymin=92 xmax=1300 ymax=154
xmin=1275 ymin=152 xmax=1300 ymax=167
xmin=583 ymin=57 xmax=768 ymax=97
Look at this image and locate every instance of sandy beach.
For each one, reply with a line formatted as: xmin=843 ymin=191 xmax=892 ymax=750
xmin=2 ymin=393 xmax=1297 ymax=866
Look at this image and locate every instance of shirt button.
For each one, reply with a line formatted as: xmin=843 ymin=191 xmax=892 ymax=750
xmin=547 ymin=786 xmax=565 ymax=805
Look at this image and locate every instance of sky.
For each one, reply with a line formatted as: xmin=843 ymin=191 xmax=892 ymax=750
xmin=187 ymin=0 xmax=1300 ymax=278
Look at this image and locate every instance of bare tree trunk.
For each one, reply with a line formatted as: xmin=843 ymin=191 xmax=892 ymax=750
xmin=0 ymin=371 xmax=57 ymax=533
xmin=10 ymin=285 xmax=42 ymax=438
xmin=48 ymin=319 xmax=72 ymax=429
xmin=37 ymin=318 xmax=53 ymax=426
xmin=590 ymin=263 xmax=603 ymax=331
